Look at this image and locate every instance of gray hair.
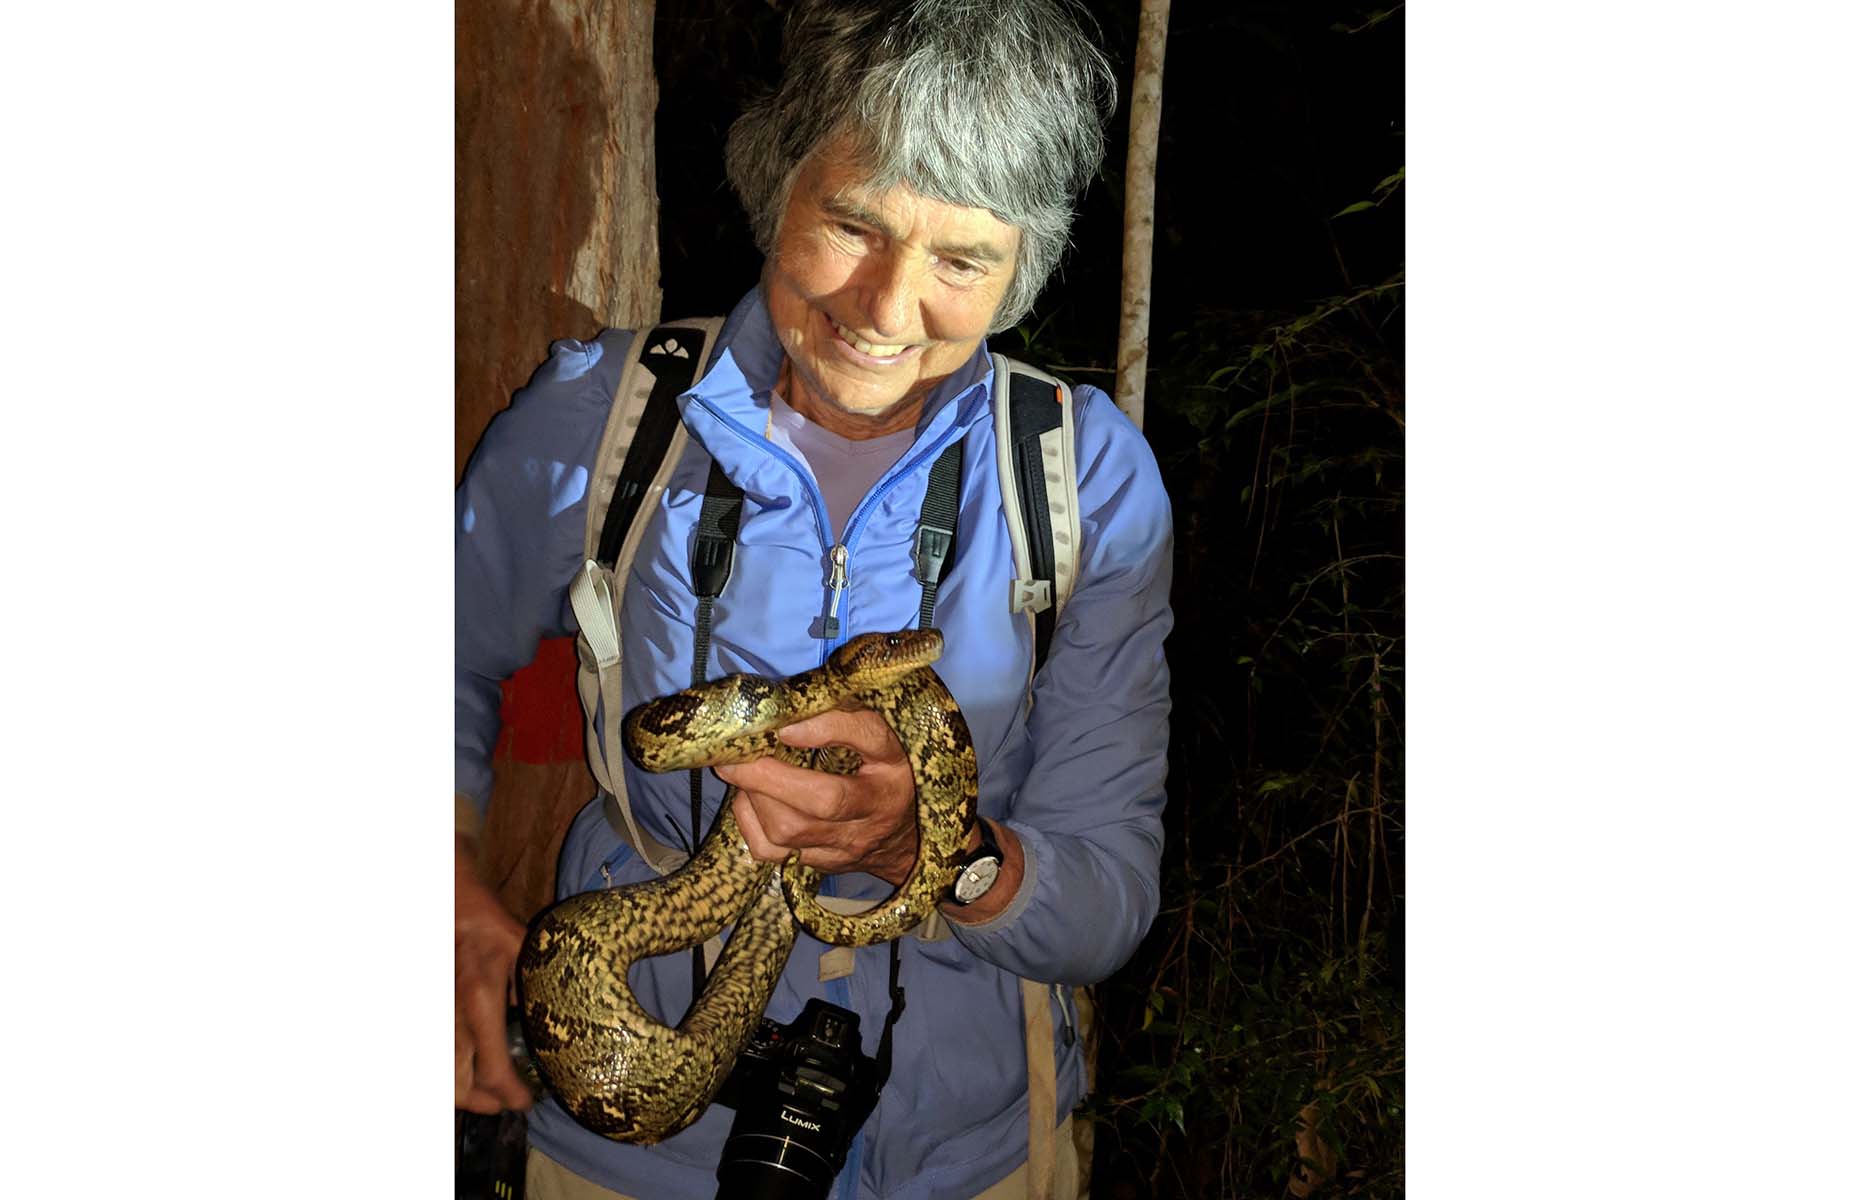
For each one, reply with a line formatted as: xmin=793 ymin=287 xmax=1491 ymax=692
xmin=725 ymin=0 xmax=1117 ymax=333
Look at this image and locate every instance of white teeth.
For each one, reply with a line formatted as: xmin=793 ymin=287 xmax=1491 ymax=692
xmin=832 ymin=320 xmax=906 ymax=358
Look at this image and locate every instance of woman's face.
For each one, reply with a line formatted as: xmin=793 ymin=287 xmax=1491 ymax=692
xmin=763 ymin=142 xmax=1021 ymax=439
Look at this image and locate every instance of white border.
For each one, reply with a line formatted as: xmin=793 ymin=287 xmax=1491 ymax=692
xmin=9 ymin=4 xmax=450 ymax=1193
xmin=1412 ymin=2 xmax=1860 ymax=1194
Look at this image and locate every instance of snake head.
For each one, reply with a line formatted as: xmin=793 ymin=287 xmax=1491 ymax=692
xmin=828 ymin=628 xmax=944 ymax=688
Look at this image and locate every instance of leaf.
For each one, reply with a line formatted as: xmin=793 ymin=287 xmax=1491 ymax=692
xmin=1333 ymin=199 xmax=1376 ymax=217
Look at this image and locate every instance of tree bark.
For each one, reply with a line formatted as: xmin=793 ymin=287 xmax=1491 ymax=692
xmin=456 ymin=0 xmax=661 ymax=920
xmin=1114 ymin=0 xmax=1170 ymax=430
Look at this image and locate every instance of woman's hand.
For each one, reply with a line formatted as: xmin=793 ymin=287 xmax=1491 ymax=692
xmin=715 ymin=707 xmax=919 ymax=885
xmin=455 ymin=831 xmax=532 ymax=1113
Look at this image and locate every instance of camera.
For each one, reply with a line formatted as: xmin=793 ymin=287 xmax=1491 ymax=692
xmin=713 ymin=998 xmax=883 ymax=1200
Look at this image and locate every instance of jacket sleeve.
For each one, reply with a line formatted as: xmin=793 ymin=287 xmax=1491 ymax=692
xmin=454 ymin=333 xmax=629 ymax=826
xmin=948 ymin=384 xmax=1175 ymax=985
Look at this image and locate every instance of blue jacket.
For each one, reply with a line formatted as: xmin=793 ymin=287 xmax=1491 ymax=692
xmin=456 ymin=286 xmax=1173 ymax=1200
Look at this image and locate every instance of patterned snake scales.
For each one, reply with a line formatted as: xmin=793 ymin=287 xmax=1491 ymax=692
xmin=515 ymin=629 xmax=978 ymax=1143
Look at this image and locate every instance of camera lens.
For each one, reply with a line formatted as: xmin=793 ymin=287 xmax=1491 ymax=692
xmin=714 ymin=1000 xmax=878 ymax=1200
xmin=716 ymin=1120 xmax=839 ymax=1200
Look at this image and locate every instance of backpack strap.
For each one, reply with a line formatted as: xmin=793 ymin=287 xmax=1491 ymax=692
xmin=993 ymin=353 xmax=1084 ymax=1200
xmin=568 ymin=318 xmax=724 ymax=878
xmin=586 ymin=321 xmax=725 ymax=564
xmin=687 ymin=462 xmax=745 ymax=780
xmin=992 ymin=354 xmax=1081 ymax=678
xmin=912 ymin=441 xmax=964 ymax=630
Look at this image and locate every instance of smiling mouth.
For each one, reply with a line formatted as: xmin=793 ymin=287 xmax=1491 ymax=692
xmin=830 ymin=318 xmax=913 ymax=359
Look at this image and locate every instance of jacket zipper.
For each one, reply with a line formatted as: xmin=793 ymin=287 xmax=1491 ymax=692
xmin=820 ymin=423 xmax=972 ymax=650
xmin=688 ymin=396 xmax=836 ymax=638
xmin=1055 ymin=983 xmax=1077 ymax=1046
xmin=822 ymin=543 xmax=850 ymax=639
xmin=690 ymin=392 xmax=976 ymax=658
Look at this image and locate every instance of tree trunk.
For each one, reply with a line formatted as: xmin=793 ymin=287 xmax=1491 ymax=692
xmin=456 ymin=0 xmax=661 ymax=920
xmin=1114 ymin=0 xmax=1170 ymax=430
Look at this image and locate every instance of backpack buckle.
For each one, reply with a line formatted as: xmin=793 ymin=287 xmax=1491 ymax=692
xmin=913 ymin=524 xmax=954 ymax=587
xmin=1010 ymin=578 xmax=1052 ymax=615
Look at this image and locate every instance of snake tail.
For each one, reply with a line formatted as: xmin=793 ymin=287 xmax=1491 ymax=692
xmin=515 ymin=804 xmax=798 ymax=1143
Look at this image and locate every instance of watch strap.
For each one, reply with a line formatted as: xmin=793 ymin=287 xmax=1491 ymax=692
xmin=947 ymin=819 xmax=1005 ymax=906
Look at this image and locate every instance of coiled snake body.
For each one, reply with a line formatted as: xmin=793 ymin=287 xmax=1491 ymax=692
xmin=515 ymin=629 xmax=978 ymax=1143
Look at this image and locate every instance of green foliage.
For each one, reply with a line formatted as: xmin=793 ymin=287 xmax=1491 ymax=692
xmin=1330 ymin=6 xmax=1405 ymax=36
xmin=1333 ymin=169 xmax=1405 ymax=218
xmin=1089 ymin=262 xmax=1405 ymax=1198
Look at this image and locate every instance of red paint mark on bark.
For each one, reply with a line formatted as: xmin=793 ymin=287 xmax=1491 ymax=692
xmin=494 ymin=636 xmax=586 ymax=765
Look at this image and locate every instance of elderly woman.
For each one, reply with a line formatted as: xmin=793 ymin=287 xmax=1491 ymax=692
xmin=454 ymin=1 xmax=1173 ymax=1197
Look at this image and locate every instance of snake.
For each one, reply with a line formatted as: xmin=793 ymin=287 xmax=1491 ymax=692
xmin=514 ymin=628 xmax=978 ymax=1143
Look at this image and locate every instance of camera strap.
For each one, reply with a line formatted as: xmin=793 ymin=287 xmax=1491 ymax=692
xmin=872 ymin=939 xmax=906 ymax=1089
xmin=686 ymin=457 xmax=745 ymax=1001
xmin=865 ymin=457 xmax=964 ymax=1087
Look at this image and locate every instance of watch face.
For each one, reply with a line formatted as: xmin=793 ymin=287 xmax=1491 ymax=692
xmin=954 ymin=857 xmax=1002 ymax=904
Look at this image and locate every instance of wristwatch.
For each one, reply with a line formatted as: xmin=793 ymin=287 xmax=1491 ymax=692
xmin=947 ymin=820 xmax=1005 ymax=906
